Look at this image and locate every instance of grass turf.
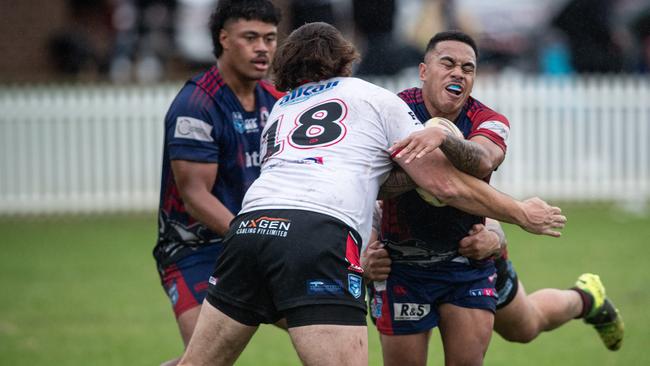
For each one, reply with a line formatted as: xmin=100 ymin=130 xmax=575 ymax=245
xmin=0 ymin=203 xmax=647 ymax=365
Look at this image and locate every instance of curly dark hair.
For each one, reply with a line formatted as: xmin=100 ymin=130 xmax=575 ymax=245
xmin=209 ymin=0 xmax=281 ymax=59
xmin=272 ymin=22 xmax=360 ymax=92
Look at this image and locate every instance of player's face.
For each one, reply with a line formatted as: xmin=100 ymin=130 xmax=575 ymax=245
xmin=419 ymin=40 xmax=476 ymax=118
xmin=219 ymin=19 xmax=278 ymax=81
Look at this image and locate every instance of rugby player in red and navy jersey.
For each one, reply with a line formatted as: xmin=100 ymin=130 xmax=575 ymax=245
xmin=363 ymin=31 xmax=624 ymax=366
xmin=153 ymin=1 xmax=283 ymax=365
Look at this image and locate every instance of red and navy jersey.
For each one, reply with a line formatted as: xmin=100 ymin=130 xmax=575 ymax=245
xmin=381 ymin=87 xmax=510 ymax=258
xmin=155 ymin=66 xmax=283 ymax=264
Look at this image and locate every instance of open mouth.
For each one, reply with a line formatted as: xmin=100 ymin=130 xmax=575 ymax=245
xmin=445 ymin=84 xmax=463 ymax=96
xmin=252 ymin=58 xmax=269 ymax=70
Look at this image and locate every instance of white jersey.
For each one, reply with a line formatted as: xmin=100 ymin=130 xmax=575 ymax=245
xmin=241 ymin=77 xmax=421 ymax=243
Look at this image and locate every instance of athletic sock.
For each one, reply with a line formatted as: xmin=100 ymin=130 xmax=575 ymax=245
xmin=571 ymin=287 xmax=594 ymax=319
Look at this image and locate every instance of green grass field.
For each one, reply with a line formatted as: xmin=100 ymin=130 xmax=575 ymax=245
xmin=1 ymin=203 xmax=648 ymax=365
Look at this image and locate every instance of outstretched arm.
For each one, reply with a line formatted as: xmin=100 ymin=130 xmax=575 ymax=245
xmin=394 ymin=148 xmax=566 ymax=237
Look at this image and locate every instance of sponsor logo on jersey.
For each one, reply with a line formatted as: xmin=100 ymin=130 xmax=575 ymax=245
xmin=232 ymin=112 xmax=259 ymax=134
xmin=278 ymin=80 xmax=340 ymax=106
xmin=303 ymin=157 xmax=324 ymax=164
xmin=408 ymin=111 xmax=417 ymax=120
xmin=348 ymin=274 xmax=362 ymax=298
xmin=174 ymin=116 xmax=214 ymax=142
xmin=371 ymin=294 xmax=383 ymax=318
xmin=393 ymin=303 xmax=431 ymax=321
xmin=307 ymin=279 xmax=344 ymax=295
xmin=245 ymin=151 xmax=261 ymax=168
xmin=469 ymin=287 xmax=497 ymax=297
xmin=166 ymin=281 xmax=179 ymax=306
xmin=284 ymin=157 xmax=325 ymax=165
xmin=236 ymin=216 xmax=291 ymax=237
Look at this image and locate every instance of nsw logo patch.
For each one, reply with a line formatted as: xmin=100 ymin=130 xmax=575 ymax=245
xmin=348 ymin=274 xmax=362 ymax=299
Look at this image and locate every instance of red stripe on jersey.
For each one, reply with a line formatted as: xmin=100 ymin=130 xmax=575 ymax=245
xmin=202 ymin=71 xmax=220 ymax=96
xmin=189 ymin=71 xmax=210 ymax=105
xmin=397 ymin=87 xmax=424 ymax=105
xmin=259 ymin=79 xmax=286 ymax=99
xmin=468 ymin=130 xmax=507 ymax=153
xmin=198 ymin=66 xmax=225 ymax=97
xmin=162 ymin=175 xmax=187 ymax=215
xmin=345 ymin=233 xmax=364 ymax=273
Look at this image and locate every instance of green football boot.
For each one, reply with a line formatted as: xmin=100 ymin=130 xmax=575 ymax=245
xmin=575 ymin=273 xmax=624 ymax=351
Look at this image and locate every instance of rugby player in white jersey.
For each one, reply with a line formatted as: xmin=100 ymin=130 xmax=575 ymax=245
xmin=177 ymin=22 xmax=566 ymax=366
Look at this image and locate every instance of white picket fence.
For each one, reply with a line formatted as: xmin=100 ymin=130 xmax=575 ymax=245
xmin=1 ymin=75 xmax=649 ymax=215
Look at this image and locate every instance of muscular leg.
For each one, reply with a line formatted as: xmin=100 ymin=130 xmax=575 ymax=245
xmin=438 ymin=304 xmax=494 ymax=366
xmin=178 ymin=301 xmax=258 ymax=366
xmin=494 ymin=280 xmax=582 ymax=343
xmin=178 ymin=306 xmax=202 ymax=346
xmin=380 ymin=331 xmax=431 ymax=366
xmin=289 ymin=325 xmax=367 ymax=366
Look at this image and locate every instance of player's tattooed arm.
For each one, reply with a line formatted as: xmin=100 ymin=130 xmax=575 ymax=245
xmin=440 ymin=135 xmax=488 ymax=178
xmin=378 ymin=167 xmax=417 ymax=199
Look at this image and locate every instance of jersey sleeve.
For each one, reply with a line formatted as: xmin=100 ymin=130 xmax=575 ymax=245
xmin=378 ymin=90 xmax=422 ymax=148
xmin=164 ymin=83 xmax=224 ymax=163
xmin=467 ymin=109 xmax=510 ymax=153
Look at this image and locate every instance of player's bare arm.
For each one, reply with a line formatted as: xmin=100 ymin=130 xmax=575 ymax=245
xmin=395 ymin=149 xmax=566 ymax=237
xmin=379 ymin=128 xmax=505 ymax=197
xmin=171 ymin=160 xmax=235 ymax=236
xmin=441 ymin=134 xmax=505 ymax=178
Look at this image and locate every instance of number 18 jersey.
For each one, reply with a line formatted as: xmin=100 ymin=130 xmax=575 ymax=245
xmin=241 ymin=77 xmax=421 ymax=243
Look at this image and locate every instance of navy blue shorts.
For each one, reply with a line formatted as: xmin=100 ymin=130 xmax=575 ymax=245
xmin=158 ymin=243 xmax=223 ymax=317
xmin=369 ymin=260 xmax=497 ymax=335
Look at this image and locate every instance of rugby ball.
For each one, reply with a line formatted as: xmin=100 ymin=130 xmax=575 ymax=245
xmin=415 ymin=117 xmax=464 ymax=207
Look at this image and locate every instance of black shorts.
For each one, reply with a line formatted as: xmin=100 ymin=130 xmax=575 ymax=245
xmin=495 ymin=256 xmax=519 ymax=310
xmin=206 ymin=209 xmax=367 ymax=327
